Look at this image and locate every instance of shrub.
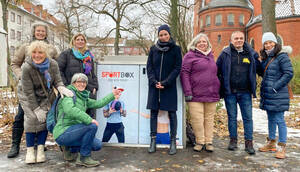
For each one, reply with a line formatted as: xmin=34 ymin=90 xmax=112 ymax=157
xmin=290 ymin=55 xmax=300 ymax=94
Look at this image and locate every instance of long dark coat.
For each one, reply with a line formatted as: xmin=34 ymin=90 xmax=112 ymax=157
xmin=259 ymin=46 xmax=294 ymax=112
xmin=56 ymin=48 xmax=98 ymax=99
xmin=146 ymin=43 xmax=182 ymax=111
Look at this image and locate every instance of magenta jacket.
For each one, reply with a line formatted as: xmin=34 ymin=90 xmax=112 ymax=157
xmin=180 ymin=49 xmax=220 ymax=102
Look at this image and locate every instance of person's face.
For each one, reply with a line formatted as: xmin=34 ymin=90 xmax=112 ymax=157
xmin=74 ymin=35 xmax=86 ymax=49
xmin=34 ymin=26 xmax=47 ymax=40
xmin=264 ymin=41 xmax=276 ymax=51
xmin=31 ymin=48 xmax=46 ymax=64
xmin=196 ymin=37 xmax=208 ymax=52
xmin=158 ymin=30 xmax=170 ymax=42
xmin=231 ymin=32 xmax=245 ymax=49
xmin=73 ymin=79 xmax=87 ymax=91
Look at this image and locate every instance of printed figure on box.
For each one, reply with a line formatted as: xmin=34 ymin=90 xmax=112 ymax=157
xmin=102 ymin=89 xmax=126 ymax=143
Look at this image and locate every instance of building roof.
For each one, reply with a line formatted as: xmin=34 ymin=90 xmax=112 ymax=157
xmin=247 ymin=0 xmax=300 ymax=27
xmin=200 ymin=0 xmax=252 ymax=12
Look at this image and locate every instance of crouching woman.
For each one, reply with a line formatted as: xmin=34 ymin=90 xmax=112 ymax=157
xmin=18 ymin=41 xmax=72 ymax=164
xmin=53 ymin=73 xmax=121 ymax=167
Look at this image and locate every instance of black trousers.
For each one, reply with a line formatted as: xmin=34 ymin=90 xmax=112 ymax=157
xmin=13 ymin=103 xmax=24 ymax=129
xmin=150 ymin=110 xmax=177 ymax=139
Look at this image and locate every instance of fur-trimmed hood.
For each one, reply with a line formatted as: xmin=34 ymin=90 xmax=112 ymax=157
xmin=280 ymin=45 xmax=293 ymax=55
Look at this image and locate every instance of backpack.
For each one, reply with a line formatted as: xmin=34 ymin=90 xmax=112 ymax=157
xmin=46 ymin=92 xmax=76 ymax=133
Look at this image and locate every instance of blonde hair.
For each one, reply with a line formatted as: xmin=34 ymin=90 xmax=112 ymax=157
xmin=70 ymin=33 xmax=88 ymax=52
xmin=27 ymin=40 xmax=50 ymax=58
xmin=187 ymin=33 xmax=212 ymax=51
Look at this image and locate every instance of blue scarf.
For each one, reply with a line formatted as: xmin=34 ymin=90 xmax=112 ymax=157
xmin=72 ymin=48 xmax=94 ymax=74
xmin=32 ymin=58 xmax=51 ymax=89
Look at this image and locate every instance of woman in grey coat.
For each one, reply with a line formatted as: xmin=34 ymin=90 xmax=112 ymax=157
xmin=18 ymin=41 xmax=73 ymax=164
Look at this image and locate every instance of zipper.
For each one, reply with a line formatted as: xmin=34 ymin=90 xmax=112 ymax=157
xmin=159 ymin=52 xmax=164 ymax=103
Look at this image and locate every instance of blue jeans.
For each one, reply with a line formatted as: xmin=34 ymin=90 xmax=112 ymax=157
xmin=224 ymin=93 xmax=253 ymax=140
xmin=102 ymin=122 xmax=125 ymax=143
xmin=267 ymin=111 xmax=287 ymax=143
xmin=26 ymin=130 xmax=48 ymax=147
xmin=55 ymin=123 xmax=101 ymax=157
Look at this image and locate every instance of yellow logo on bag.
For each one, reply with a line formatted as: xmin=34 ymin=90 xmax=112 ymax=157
xmin=243 ymin=58 xmax=250 ymax=64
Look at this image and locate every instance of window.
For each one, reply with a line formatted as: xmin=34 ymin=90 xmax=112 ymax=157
xmin=206 ymin=15 xmax=211 ymax=27
xmin=277 ymin=34 xmax=283 ymax=45
xmin=239 ymin=14 xmax=245 ymax=26
xmin=200 ymin=18 xmax=203 ymax=29
xmin=215 ymin=14 xmax=222 ymax=26
xmin=10 ymin=12 xmax=15 ymax=22
xmin=17 ymin=31 xmax=21 ymax=41
xmin=250 ymin=38 xmax=255 ymax=49
xmin=227 ymin=13 xmax=234 ymax=26
xmin=10 ymin=46 xmax=15 ymax=57
xmin=218 ymin=35 xmax=222 ymax=44
xmin=10 ymin=29 xmax=15 ymax=39
xmin=17 ymin=15 xmax=21 ymax=25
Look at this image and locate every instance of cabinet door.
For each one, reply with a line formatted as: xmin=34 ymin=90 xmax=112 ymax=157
xmin=138 ymin=65 xmax=184 ymax=146
xmin=96 ymin=64 xmax=139 ymax=144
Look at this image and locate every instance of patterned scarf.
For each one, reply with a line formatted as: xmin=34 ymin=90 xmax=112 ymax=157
xmin=72 ymin=48 xmax=94 ymax=75
xmin=32 ymin=58 xmax=51 ymax=89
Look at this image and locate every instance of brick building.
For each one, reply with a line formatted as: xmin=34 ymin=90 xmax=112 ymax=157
xmin=194 ymin=0 xmax=300 ymax=57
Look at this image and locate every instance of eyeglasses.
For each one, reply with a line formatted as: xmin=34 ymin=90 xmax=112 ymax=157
xmin=75 ymin=80 xmax=87 ymax=84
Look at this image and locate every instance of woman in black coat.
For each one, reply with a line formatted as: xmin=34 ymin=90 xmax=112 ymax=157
xmin=57 ymin=33 xmax=99 ymax=118
xmin=146 ymin=24 xmax=182 ymax=155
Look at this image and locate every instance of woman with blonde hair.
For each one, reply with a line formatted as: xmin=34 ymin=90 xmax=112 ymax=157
xmin=180 ymin=33 xmax=220 ymax=152
xmin=18 ymin=41 xmax=72 ymax=164
xmin=8 ymin=21 xmax=60 ymax=158
xmin=57 ymin=33 xmax=98 ymax=118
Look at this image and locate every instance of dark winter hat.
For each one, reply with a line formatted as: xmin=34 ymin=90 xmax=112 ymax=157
xmin=111 ymin=100 xmax=121 ymax=111
xmin=158 ymin=24 xmax=171 ymax=35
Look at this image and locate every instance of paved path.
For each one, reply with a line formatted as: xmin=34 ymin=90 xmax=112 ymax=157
xmin=1 ymin=133 xmax=300 ymax=172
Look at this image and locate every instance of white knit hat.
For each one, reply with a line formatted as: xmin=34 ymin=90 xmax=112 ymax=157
xmin=262 ymin=32 xmax=278 ymax=45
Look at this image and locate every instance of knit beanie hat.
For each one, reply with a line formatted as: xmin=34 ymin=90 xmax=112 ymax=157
xmin=262 ymin=32 xmax=278 ymax=45
xmin=158 ymin=24 xmax=171 ymax=35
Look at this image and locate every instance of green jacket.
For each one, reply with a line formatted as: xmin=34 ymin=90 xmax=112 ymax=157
xmin=53 ymin=85 xmax=114 ymax=140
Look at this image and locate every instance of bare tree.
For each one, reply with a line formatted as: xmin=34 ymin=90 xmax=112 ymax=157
xmin=261 ymin=0 xmax=277 ymax=34
xmin=142 ymin=0 xmax=194 ymax=54
xmin=1 ymin=0 xmax=29 ymax=87
xmin=72 ymin=0 xmax=155 ymax=55
xmin=53 ymin=0 xmax=98 ymax=42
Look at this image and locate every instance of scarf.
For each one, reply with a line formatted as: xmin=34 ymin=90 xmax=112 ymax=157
xmin=265 ymin=47 xmax=275 ymax=55
xmin=196 ymin=47 xmax=211 ymax=56
xmin=72 ymin=48 xmax=94 ymax=75
xmin=32 ymin=58 xmax=51 ymax=89
xmin=155 ymin=38 xmax=175 ymax=52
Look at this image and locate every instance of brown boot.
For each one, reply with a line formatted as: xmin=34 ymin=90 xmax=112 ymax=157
xmin=275 ymin=142 xmax=286 ymax=159
xmin=259 ymin=137 xmax=276 ymax=152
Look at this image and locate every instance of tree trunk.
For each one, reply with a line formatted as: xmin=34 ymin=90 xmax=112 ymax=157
xmin=170 ymin=0 xmax=179 ymax=42
xmin=114 ymin=0 xmax=120 ymax=55
xmin=261 ymin=0 xmax=277 ymax=34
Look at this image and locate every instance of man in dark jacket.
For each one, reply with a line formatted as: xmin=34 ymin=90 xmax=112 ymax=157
xmin=216 ymin=31 xmax=260 ymax=155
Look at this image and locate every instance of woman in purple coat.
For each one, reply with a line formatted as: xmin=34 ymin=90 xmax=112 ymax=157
xmin=180 ymin=33 xmax=220 ymax=152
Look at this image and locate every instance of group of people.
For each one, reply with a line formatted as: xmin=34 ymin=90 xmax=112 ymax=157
xmin=7 ymin=22 xmax=122 ymax=167
xmin=146 ymin=25 xmax=293 ymax=159
xmin=6 ymin=22 xmax=293 ymax=168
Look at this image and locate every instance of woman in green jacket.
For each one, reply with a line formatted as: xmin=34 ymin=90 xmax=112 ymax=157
xmin=53 ymin=73 xmax=121 ymax=167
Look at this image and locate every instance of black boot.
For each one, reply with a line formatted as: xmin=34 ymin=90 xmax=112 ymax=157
xmin=169 ymin=138 xmax=177 ymax=155
xmin=245 ymin=140 xmax=256 ymax=155
xmin=7 ymin=128 xmax=24 ymax=158
xmin=228 ymin=138 xmax=238 ymax=151
xmin=148 ymin=137 xmax=156 ymax=153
